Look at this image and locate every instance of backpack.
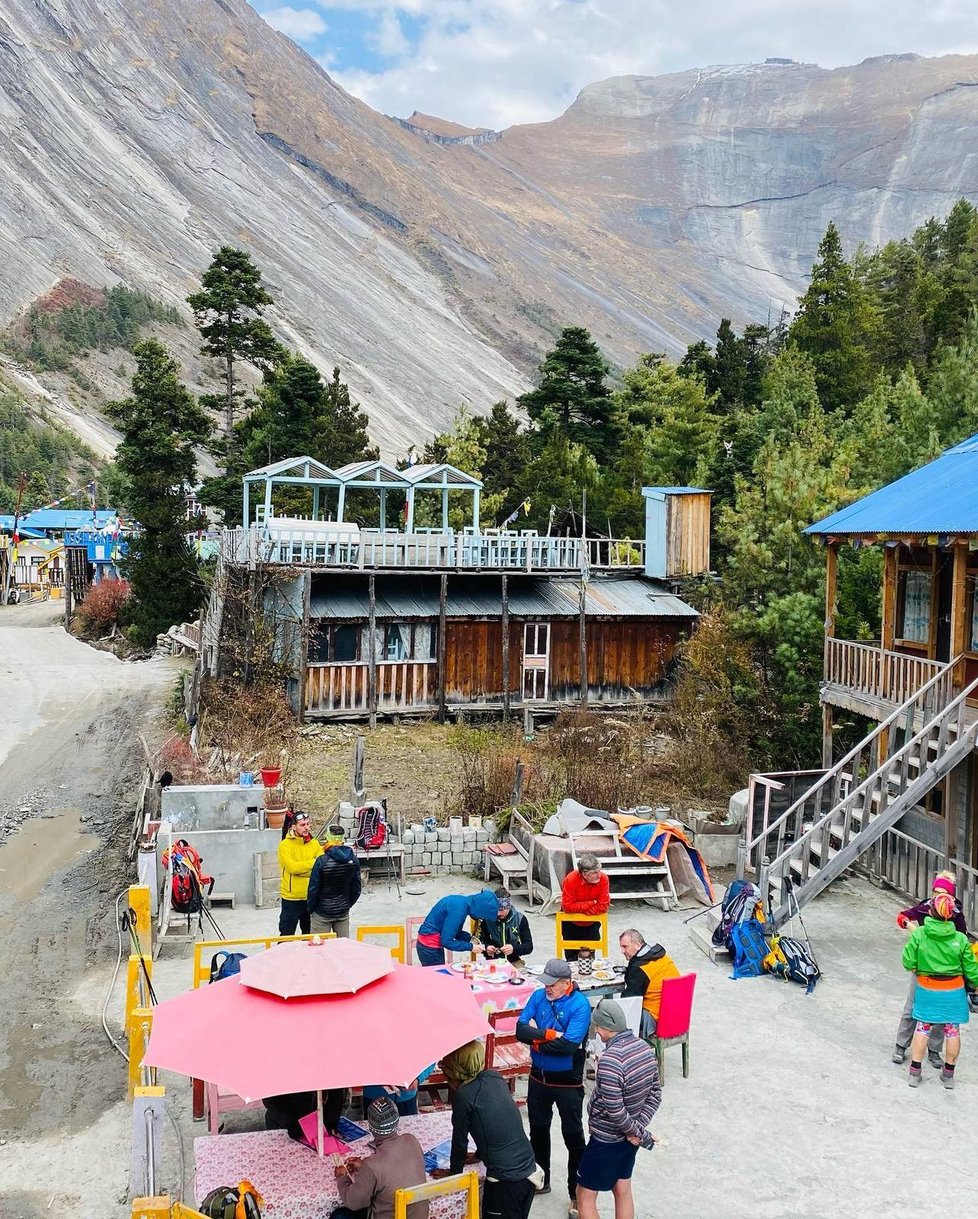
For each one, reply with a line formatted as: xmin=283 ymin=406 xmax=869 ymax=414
xmin=729 ymin=918 xmax=769 ymax=979
xmin=767 ymin=934 xmax=821 ymax=993
xmin=209 ymin=950 xmax=248 ymax=984
xmin=355 ymin=803 xmax=387 ymax=851
xmin=163 ymin=839 xmax=207 ymax=915
xmin=199 ymin=1181 xmax=263 ymax=1219
xmin=712 ymin=880 xmax=762 ymax=949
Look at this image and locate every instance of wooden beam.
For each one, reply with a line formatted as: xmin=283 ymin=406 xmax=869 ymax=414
xmin=881 ymin=545 xmax=897 ymax=652
xmin=437 ymin=574 xmax=447 ymax=722
xmin=951 ymin=542 xmax=968 ymax=667
xmin=368 ymin=574 xmax=377 ymax=729
xmin=579 ymin=579 xmax=588 ymax=705
xmin=297 ymin=570 xmax=312 ymax=725
xmin=501 ymin=574 xmax=510 ymax=722
xmin=821 ymin=703 xmax=833 ymax=769
xmin=824 ymin=542 xmax=839 ymax=639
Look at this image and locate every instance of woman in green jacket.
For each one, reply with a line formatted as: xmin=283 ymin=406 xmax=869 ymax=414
xmin=902 ymin=891 xmax=978 ymax=1089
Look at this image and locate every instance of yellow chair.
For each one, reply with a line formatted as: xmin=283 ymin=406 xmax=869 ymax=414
xmin=356 ymin=924 xmax=406 ymax=963
xmin=555 ymin=911 xmax=609 ymax=959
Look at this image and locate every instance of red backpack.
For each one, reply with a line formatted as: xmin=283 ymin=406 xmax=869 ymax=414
xmin=163 ymin=839 xmax=211 ymax=914
xmin=355 ymin=804 xmax=387 ymax=851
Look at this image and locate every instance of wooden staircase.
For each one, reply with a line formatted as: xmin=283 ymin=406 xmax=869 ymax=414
xmin=743 ymin=662 xmax=978 ymax=928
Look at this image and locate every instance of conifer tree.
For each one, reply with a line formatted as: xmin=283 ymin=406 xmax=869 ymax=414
xmin=321 ymin=367 xmax=378 ymax=467
xmin=518 ymin=327 xmax=616 ymax=461
xmin=106 ymin=341 xmax=209 ymax=645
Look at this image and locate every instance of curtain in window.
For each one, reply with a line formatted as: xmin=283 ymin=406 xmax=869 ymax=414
xmin=385 ymin=622 xmax=411 ymax=660
xmin=414 ymin=623 xmax=435 ymax=660
xmin=901 ymin=572 xmax=931 ymax=644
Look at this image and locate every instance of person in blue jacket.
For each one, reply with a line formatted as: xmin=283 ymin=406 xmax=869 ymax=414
xmin=416 ymin=889 xmax=503 ymax=965
xmin=516 ymin=958 xmax=592 ymax=1207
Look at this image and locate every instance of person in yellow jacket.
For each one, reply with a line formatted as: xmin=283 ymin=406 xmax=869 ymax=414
xmin=278 ymin=811 xmax=323 ymax=936
xmin=619 ymin=929 xmax=680 ymax=1038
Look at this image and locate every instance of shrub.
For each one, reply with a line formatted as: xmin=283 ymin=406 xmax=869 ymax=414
xmin=76 ymin=578 xmax=131 ymax=635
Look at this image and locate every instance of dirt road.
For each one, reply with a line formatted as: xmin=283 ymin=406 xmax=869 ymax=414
xmin=0 ymin=602 xmax=175 ymax=1218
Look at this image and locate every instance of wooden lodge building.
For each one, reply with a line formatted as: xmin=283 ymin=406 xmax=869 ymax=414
xmin=212 ymin=456 xmax=710 ymax=723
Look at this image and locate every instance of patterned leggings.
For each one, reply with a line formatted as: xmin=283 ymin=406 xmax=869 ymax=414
xmin=916 ymin=1021 xmax=959 ymax=1038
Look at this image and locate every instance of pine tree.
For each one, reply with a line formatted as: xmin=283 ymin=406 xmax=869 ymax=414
xmin=105 ymin=341 xmax=210 ymax=645
xmin=188 ymin=247 xmax=284 ymax=431
xmin=243 ymin=356 xmax=329 ymax=469
xmin=518 ymin=327 xmax=616 ymax=461
xmin=711 ymin=319 xmax=748 ymax=411
xmin=790 ymin=221 xmax=877 ymax=412
xmin=320 ymin=367 xmax=378 ymax=467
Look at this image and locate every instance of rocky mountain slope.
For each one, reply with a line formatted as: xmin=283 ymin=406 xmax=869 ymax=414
xmin=2 ymin=0 xmax=977 ymax=452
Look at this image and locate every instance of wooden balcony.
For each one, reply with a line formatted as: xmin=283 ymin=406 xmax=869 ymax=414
xmin=822 ymin=638 xmax=954 ymax=717
xmin=223 ymin=525 xmax=644 ymax=574
xmin=305 ymin=661 xmax=436 ymax=715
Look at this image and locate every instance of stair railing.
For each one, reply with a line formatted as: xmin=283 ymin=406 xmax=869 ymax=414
xmin=744 ymin=657 xmax=962 ymax=877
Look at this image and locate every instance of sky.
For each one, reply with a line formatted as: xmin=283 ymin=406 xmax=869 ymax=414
xmin=249 ymin=1 xmax=978 ymax=130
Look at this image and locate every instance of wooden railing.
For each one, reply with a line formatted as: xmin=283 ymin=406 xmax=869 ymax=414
xmin=223 ymin=527 xmax=645 ymax=573
xmin=305 ymin=661 xmax=436 ymax=714
xmin=870 ymin=827 xmax=978 ymax=932
xmin=824 ymin=638 xmax=951 ymax=707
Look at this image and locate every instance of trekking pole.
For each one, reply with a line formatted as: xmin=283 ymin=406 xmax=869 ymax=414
xmin=381 ymin=798 xmax=401 ymax=901
xmin=682 ymin=900 xmax=723 ymax=925
xmin=124 ymin=907 xmax=159 ymax=1006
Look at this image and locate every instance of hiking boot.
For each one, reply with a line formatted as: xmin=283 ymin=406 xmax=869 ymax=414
xmin=942 ymin=1067 xmax=955 ymax=1090
xmin=908 ymin=1066 xmax=922 ymax=1088
xmin=568 ymin=1206 xmax=579 ymax=1219
xmin=929 ymin=1050 xmax=944 ymax=1069
xmin=891 ymin=1044 xmax=907 ymax=1064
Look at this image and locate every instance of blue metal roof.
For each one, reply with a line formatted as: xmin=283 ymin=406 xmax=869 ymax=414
xmin=18 ymin=509 xmax=118 ymax=532
xmin=643 ymin=486 xmax=710 ymax=496
xmin=807 ymin=435 xmax=978 ymax=536
xmin=0 ymin=518 xmax=45 ymax=538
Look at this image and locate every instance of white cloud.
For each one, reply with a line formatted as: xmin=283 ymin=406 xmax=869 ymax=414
xmin=282 ymin=1 xmax=978 ymax=128
xmin=262 ymin=6 xmax=328 ymax=42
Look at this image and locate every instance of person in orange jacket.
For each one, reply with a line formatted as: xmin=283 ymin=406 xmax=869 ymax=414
xmin=560 ymin=853 xmax=610 ymax=961
xmin=619 ymin=929 xmax=680 ymax=1038
xmin=278 ymin=810 xmax=323 ymax=936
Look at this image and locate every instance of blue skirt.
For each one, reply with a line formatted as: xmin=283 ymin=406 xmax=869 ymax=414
xmin=912 ymin=981 xmax=969 ymax=1025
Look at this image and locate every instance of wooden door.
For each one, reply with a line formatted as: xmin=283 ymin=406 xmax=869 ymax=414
xmin=522 ymin=622 xmax=550 ymax=701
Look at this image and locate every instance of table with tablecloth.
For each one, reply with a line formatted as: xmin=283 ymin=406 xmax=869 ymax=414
xmin=195 ymin=1113 xmax=482 ymax=1219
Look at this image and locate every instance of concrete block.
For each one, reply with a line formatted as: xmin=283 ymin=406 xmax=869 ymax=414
xmin=475 ymin=829 xmax=490 ymax=845
xmin=425 ymin=832 xmax=439 ymax=845
xmin=462 ymin=828 xmax=477 ymax=842
xmin=402 ymin=829 xmax=415 ymax=844
xmin=436 ymin=828 xmax=450 ymax=842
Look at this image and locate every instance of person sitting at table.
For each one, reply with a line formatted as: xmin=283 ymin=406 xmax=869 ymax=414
xmin=363 ymin=1064 xmax=436 ymax=1117
xmin=416 ymin=888 xmax=504 ymax=966
xmin=263 ymin=1088 xmax=349 ymax=1141
xmin=332 ymin=1096 xmax=429 ymax=1219
xmin=619 ymin=928 xmax=681 ymax=1039
xmin=474 ymin=888 xmax=534 ymax=967
xmin=560 ymin=853 xmax=610 ymax=961
xmin=438 ymin=1040 xmax=540 ymax=1219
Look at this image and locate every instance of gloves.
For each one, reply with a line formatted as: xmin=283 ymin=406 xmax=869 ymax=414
xmin=896 ymin=914 xmax=909 ymax=930
xmin=542 ymin=1028 xmax=558 ymax=1041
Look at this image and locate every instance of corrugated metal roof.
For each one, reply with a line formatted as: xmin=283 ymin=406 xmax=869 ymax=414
xmin=15 ymin=510 xmax=118 ymax=531
xmin=309 ymin=576 xmax=696 ymax=620
xmin=643 ymin=486 xmax=710 ymax=495
xmin=807 ymin=433 xmax=978 ymax=535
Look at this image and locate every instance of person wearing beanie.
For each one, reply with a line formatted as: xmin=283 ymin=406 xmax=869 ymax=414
xmin=437 ymin=1040 xmax=540 ymax=1219
xmin=892 ymin=872 xmax=969 ymax=1067
xmin=307 ymin=824 xmax=362 ymax=938
xmin=516 ymin=958 xmax=592 ymax=1208
xmin=560 ymin=853 xmax=610 ymax=961
xmin=416 ymin=889 xmax=506 ymax=966
xmin=576 ymin=1000 xmax=660 ymax=1219
xmin=902 ymin=890 xmax=978 ymax=1090
xmin=332 ymin=1097 xmax=429 ymax=1219
xmin=473 ymin=888 xmax=534 ymax=966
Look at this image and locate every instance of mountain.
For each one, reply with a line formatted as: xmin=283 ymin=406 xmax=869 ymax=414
xmin=2 ymin=0 xmax=977 ymax=452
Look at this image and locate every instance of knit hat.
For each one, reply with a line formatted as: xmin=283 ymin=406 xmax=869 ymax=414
xmin=539 ymin=958 xmax=572 ymax=985
xmin=367 ymin=1097 xmax=400 ymax=1137
xmin=440 ymin=1039 xmax=485 ymax=1089
xmin=932 ymin=892 xmax=956 ymax=921
xmin=592 ymin=999 xmax=628 ymax=1034
xmin=324 ymin=824 xmax=345 ymax=845
xmin=933 ymin=876 xmax=956 ymax=897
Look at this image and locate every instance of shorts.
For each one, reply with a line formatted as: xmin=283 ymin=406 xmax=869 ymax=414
xmin=577 ymin=1137 xmax=638 ymax=1193
xmin=916 ymin=1021 xmax=959 ymax=1038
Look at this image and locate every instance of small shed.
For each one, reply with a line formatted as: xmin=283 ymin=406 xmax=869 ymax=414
xmin=642 ymin=487 xmax=712 ymax=578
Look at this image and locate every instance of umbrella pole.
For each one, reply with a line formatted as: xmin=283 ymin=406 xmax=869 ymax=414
xmin=317 ymin=1089 xmax=325 ymax=1158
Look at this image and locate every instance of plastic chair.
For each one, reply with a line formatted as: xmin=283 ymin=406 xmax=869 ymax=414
xmin=405 ymin=915 xmax=425 ymax=965
xmin=356 ymin=924 xmax=406 ymax=963
xmin=555 ymin=912 xmax=609 ymax=959
xmin=653 ymin=973 xmax=696 ymax=1085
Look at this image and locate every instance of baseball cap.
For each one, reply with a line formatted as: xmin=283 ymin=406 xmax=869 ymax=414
xmin=540 ymin=959 xmax=572 ymax=985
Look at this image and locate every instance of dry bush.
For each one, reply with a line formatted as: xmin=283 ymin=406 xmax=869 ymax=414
xmin=197 ymin=676 xmax=298 ymax=784
xmin=542 ymin=709 xmax=661 ymax=811
xmin=76 ymin=577 xmax=130 ymax=636
xmin=157 ymin=734 xmax=209 ymax=785
xmin=448 ymin=724 xmax=528 ymax=820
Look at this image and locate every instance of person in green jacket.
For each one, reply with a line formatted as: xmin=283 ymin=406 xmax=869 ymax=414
xmin=278 ymin=811 xmax=323 ymax=936
xmin=902 ymin=890 xmax=978 ymax=1089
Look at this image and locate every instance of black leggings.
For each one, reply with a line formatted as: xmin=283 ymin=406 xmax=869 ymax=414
xmin=527 ymin=1076 xmax=586 ymax=1200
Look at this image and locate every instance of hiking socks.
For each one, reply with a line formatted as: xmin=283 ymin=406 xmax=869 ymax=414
xmin=942 ymin=1063 xmax=956 ymax=1089
xmin=908 ymin=1061 xmax=923 ymax=1088
xmin=943 ymin=1063 xmax=956 ymax=1075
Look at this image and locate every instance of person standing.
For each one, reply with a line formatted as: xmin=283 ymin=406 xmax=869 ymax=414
xmin=560 ymin=854 xmax=610 ymax=961
xmin=619 ymin=929 xmax=680 ymax=1038
xmin=307 ymin=824 xmax=362 ymax=937
xmin=332 ymin=1097 xmax=429 ymax=1219
xmin=439 ymin=1040 xmax=540 ymax=1219
xmin=892 ymin=872 xmax=968 ymax=1067
xmin=278 ymin=811 xmax=323 ymax=936
xmin=903 ymin=890 xmax=978 ymax=1089
xmin=415 ymin=889 xmax=505 ymax=965
xmin=576 ymin=1000 xmax=660 ymax=1219
xmin=516 ymin=959 xmax=592 ymax=1211
xmin=474 ymin=889 xmax=534 ymax=966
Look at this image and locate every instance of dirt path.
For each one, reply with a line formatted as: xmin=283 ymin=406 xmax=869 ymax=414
xmin=0 ymin=602 xmax=175 ymax=1218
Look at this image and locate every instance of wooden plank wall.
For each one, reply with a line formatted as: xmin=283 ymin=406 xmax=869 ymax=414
xmin=667 ymin=492 xmax=711 ymax=577
xmin=549 ymin=620 xmax=678 ymax=699
xmin=444 ymin=621 xmax=521 ymax=701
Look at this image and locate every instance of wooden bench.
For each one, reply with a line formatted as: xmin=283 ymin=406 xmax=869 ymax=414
xmin=483 ymin=811 xmax=536 ymax=905
xmin=356 ymin=844 xmax=405 ymax=883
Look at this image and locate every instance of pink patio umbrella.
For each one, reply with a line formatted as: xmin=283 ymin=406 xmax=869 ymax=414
xmin=143 ymin=962 xmax=491 ymax=1102
xmin=239 ymin=937 xmax=394 ymax=998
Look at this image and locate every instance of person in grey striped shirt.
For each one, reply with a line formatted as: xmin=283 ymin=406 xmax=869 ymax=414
xmin=576 ymin=1000 xmax=661 ymax=1219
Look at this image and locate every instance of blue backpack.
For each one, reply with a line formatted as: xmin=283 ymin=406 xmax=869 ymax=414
xmin=729 ymin=920 xmax=768 ymax=979
xmin=209 ymin=950 xmax=247 ymax=983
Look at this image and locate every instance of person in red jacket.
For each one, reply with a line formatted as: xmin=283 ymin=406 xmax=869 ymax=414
xmin=561 ymin=853 xmax=610 ymax=960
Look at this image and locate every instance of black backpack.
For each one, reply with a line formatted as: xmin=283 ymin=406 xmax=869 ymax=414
xmin=199 ymin=1182 xmax=262 ymax=1219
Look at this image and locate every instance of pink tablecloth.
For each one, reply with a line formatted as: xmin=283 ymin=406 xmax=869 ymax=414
xmin=469 ymin=976 xmax=540 ymax=1031
xmin=195 ymin=1114 xmax=482 ymax=1219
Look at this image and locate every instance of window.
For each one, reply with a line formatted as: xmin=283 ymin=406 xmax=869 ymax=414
xmin=307 ymin=623 xmax=361 ymax=662
xmin=384 ymin=622 xmax=411 ymax=660
xmin=381 ymin=622 xmax=436 ymax=661
xmin=897 ymin=570 xmax=931 ymax=644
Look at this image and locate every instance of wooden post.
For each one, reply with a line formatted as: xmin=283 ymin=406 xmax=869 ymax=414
xmin=821 ymin=704 xmax=834 ymax=769
xmin=822 ymin=541 xmax=839 ymax=768
xmin=579 ymin=579 xmax=588 ymax=706
xmin=353 ymin=735 xmax=366 ymax=801
xmin=438 ymin=574 xmax=447 ymax=723
xmin=298 ymin=570 xmax=312 ymax=725
xmin=368 ymin=574 xmax=378 ymax=728
xmin=881 ymin=545 xmax=897 ymax=652
xmin=501 ymin=575 xmax=510 ymax=722
xmin=950 ymin=542 xmax=968 ymax=679
xmin=511 ymin=759 xmax=525 ymax=806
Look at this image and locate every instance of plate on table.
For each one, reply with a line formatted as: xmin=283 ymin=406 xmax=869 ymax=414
xmin=450 ymin=963 xmax=472 ymax=973
xmin=592 ymin=970 xmax=615 ymax=981
xmin=476 ymin=974 xmax=510 ymax=984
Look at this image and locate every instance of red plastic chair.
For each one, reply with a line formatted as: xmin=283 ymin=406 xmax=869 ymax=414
xmin=653 ymin=972 xmax=696 ymax=1085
